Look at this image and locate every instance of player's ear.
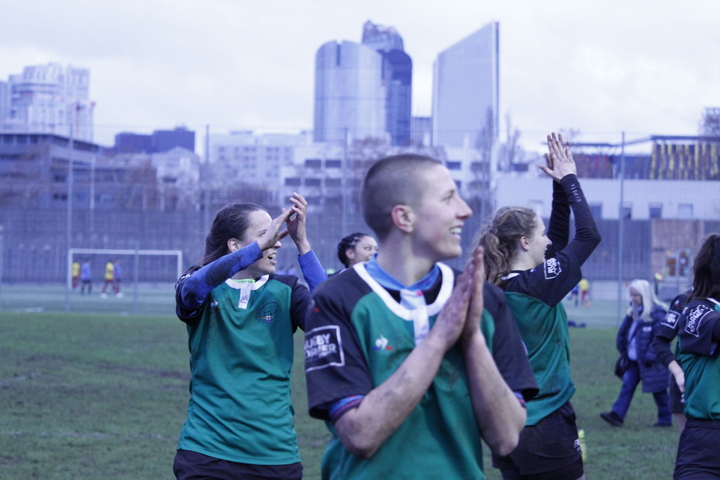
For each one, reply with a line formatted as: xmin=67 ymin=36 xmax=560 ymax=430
xmin=391 ymin=204 xmax=414 ymax=234
xmin=519 ymin=235 xmax=530 ymax=251
xmin=227 ymin=238 xmax=241 ymax=252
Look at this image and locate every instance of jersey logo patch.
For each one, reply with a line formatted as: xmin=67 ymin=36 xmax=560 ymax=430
xmin=544 ymin=258 xmax=562 ymax=279
xmin=684 ymin=304 xmax=712 ymax=337
xmin=259 ymin=302 xmax=278 ymax=323
xmin=373 ymin=334 xmax=394 ymax=351
xmin=662 ymin=311 xmax=679 ymax=328
xmin=305 ymin=326 xmax=344 ymax=372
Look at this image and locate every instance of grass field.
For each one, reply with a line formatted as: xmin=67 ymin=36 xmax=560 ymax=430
xmin=0 ymin=294 xmax=681 ymax=479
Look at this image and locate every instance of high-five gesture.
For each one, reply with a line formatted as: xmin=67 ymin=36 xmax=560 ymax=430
xmin=540 ymin=132 xmax=577 ymax=182
xmin=285 ymin=192 xmax=311 ymax=255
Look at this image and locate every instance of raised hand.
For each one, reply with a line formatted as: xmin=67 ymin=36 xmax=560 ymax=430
xmin=285 ymin=192 xmax=311 ymax=255
xmin=431 ymin=260 xmax=475 ymax=349
xmin=257 ymin=209 xmax=292 ymax=251
xmin=462 ymin=245 xmax=487 ymax=344
xmin=540 ymin=132 xmax=577 ymax=182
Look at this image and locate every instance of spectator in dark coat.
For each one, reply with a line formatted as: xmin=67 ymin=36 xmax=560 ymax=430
xmin=601 ymin=279 xmax=672 ymax=427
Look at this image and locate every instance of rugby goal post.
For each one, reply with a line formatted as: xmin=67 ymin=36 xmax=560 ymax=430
xmin=66 ymin=248 xmax=183 ymax=313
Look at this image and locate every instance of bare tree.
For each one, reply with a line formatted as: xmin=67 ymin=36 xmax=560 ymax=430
xmin=699 ymin=108 xmax=720 ymax=137
xmin=497 ymin=112 xmax=523 ymax=173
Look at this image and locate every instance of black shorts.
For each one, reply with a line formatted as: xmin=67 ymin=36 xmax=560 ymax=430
xmin=674 ymin=419 xmax=720 ymax=479
xmin=492 ymin=401 xmax=584 ymax=480
xmin=669 ymin=378 xmax=685 ymax=414
xmin=173 ymin=449 xmax=303 ymax=480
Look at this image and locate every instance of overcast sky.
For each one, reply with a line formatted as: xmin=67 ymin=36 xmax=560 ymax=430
xmin=1 ymin=0 xmax=719 ymax=153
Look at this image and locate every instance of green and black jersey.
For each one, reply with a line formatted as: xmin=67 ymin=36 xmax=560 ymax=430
xmin=503 ymin=175 xmax=601 ymax=425
xmin=677 ymin=298 xmax=720 ymax=420
xmin=175 ymin=272 xmax=311 ymax=465
xmin=305 ymin=262 xmax=537 ymax=480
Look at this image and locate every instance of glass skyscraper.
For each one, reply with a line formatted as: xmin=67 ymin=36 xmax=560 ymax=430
xmin=432 ymin=22 xmax=499 ymax=148
xmin=362 ymin=21 xmax=412 ymax=146
xmin=313 ymin=21 xmax=412 ymax=146
xmin=313 ymin=40 xmax=386 ymax=144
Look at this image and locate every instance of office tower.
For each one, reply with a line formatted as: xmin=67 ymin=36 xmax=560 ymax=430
xmin=362 ymin=20 xmax=412 ymax=146
xmin=432 ymin=22 xmax=499 ymax=148
xmin=314 ymin=40 xmax=386 ymax=144
xmin=0 ymin=63 xmax=95 ymax=142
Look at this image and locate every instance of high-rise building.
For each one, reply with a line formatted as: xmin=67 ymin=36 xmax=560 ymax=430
xmin=314 ymin=40 xmax=386 ymax=144
xmin=361 ymin=20 xmax=412 ymax=146
xmin=432 ymin=22 xmax=499 ymax=148
xmin=0 ymin=63 xmax=95 ymax=142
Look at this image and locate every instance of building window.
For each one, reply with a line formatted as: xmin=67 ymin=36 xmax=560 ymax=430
xmin=621 ymin=203 xmax=632 ymax=220
xmin=649 ymin=203 xmax=662 ymax=219
xmin=590 ymin=203 xmax=602 ymax=219
xmin=326 ymin=178 xmax=341 ymax=187
xmin=305 ymin=159 xmax=322 ymax=168
xmin=305 ymin=178 xmax=322 ymax=187
xmin=678 ymin=203 xmax=693 ymax=219
xmin=446 ymin=161 xmax=461 ymax=170
xmin=285 ymin=177 xmax=301 ymax=186
xmin=455 ymin=180 xmax=462 ymax=189
xmin=326 ymin=159 xmax=341 ymax=168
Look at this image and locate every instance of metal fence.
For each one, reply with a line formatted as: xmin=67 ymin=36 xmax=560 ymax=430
xmin=2 ymin=206 xmax=719 ymax=288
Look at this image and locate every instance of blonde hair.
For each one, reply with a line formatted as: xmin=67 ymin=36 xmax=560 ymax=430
xmin=628 ymin=278 xmax=667 ymax=321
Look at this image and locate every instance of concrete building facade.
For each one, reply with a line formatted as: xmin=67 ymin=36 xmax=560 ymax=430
xmin=0 ymin=63 xmax=95 ymax=142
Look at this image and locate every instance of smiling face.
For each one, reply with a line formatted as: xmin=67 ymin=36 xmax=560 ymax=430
xmin=231 ymin=209 xmax=281 ymax=278
xmin=346 ymin=235 xmax=378 ymax=266
xmin=411 ymin=164 xmax=473 ymax=263
xmin=525 ymin=215 xmax=552 ymax=267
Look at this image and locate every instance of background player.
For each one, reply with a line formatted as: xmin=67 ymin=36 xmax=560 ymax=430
xmin=477 ymin=132 xmax=601 ymax=480
xmin=652 ymin=289 xmax=692 ymax=432
xmin=336 ymin=232 xmax=378 ymax=271
xmin=674 ymin=233 xmax=720 ymax=479
xmin=304 ymin=154 xmax=537 ymax=480
xmin=173 ymin=193 xmax=325 ymax=480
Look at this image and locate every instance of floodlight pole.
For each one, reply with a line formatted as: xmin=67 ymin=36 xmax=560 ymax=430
xmin=341 ymin=128 xmax=348 ymax=237
xmin=616 ymin=131 xmax=626 ymax=323
xmin=204 ymin=125 xmax=210 ymax=232
xmin=64 ymin=122 xmax=75 ymax=312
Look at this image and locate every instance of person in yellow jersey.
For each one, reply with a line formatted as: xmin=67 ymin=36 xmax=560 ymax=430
xmin=72 ymin=261 xmax=80 ymax=289
xmin=100 ymin=260 xmax=116 ymax=299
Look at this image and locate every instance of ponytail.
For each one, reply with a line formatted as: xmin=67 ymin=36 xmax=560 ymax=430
xmin=475 ymin=206 xmax=537 ymax=286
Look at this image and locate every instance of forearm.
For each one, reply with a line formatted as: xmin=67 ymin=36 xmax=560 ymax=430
xmin=178 ymin=243 xmax=262 ymax=310
xmin=652 ymin=335 xmax=676 ymax=368
xmin=334 ymin=332 xmax=450 ymax=459
xmin=561 ymin=175 xmax=601 ymax=265
xmin=547 ymin=180 xmax=571 ymax=252
xmin=462 ymin=331 xmax=525 ymax=456
xmin=297 ymin=250 xmax=327 ymax=292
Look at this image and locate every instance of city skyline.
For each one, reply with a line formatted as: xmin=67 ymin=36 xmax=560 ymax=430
xmin=1 ymin=0 xmax=719 ymax=152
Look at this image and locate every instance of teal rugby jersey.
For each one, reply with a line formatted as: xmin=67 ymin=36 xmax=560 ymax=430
xmin=305 ymin=263 xmax=537 ymax=480
xmin=176 ymin=273 xmax=309 ymax=465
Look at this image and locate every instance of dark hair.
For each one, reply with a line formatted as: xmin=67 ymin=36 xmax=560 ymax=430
xmin=360 ymin=154 xmax=443 ymax=241
xmin=337 ymin=232 xmax=372 ymax=268
xmin=475 ymin=206 xmax=538 ymax=285
xmin=202 ymin=202 xmax=266 ymax=266
xmin=690 ymin=233 xmax=720 ymax=301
